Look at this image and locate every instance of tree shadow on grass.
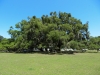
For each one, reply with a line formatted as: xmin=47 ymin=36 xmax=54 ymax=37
xmin=14 ymin=51 xmax=75 ymax=55
xmin=86 ymin=50 xmax=98 ymax=53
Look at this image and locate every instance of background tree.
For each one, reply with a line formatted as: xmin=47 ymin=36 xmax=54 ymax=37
xmin=0 ymin=35 xmax=4 ymax=42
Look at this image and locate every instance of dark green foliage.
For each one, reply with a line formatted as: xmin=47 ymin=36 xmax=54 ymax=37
xmin=2 ymin=11 xmax=98 ymax=53
xmin=88 ymin=36 xmax=100 ymax=50
xmin=6 ymin=11 xmax=91 ymax=53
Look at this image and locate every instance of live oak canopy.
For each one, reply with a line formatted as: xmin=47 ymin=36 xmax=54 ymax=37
xmin=6 ymin=11 xmax=90 ymax=52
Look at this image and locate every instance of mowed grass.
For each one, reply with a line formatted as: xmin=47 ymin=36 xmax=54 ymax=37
xmin=0 ymin=53 xmax=100 ymax=75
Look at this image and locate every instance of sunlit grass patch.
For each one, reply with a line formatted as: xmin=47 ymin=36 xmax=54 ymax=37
xmin=0 ymin=53 xmax=100 ymax=75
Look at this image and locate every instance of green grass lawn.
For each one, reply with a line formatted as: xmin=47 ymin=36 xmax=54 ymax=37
xmin=0 ymin=53 xmax=100 ymax=75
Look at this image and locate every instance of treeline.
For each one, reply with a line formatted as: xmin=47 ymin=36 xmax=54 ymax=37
xmin=0 ymin=11 xmax=100 ymax=53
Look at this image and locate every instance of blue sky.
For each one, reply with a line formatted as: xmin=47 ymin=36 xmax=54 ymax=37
xmin=0 ymin=0 xmax=100 ymax=38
